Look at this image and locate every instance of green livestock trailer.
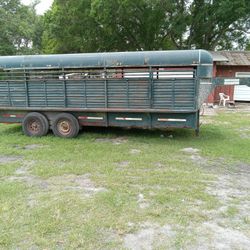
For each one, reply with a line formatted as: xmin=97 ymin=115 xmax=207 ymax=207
xmin=0 ymin=50 xmax=214 ymax=138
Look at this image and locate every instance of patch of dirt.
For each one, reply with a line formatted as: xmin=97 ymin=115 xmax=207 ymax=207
xmin=201 ymin=118 xmax=232 ymax=126
xmin=234 ymin=103 xmax=250 ymax=112
xmin=237 ymin=127 xmax=250 ymax=139
xmin=203 ymin=103 xmax=250 ymax=116
xmin=12 ymin=144 xmax=44 ymax=150
xmin=206 ymin=164 xmax=250 ymax=219
xmin=14 ymin=161 xmax=35 ymax=175
xmin=100 ymin=228 xmax=122 ymax=246
xmin=202 ymin=106 xmax=218 ymax=116
xmin=26 ymin=194 xmax=39 ymax=208
xmin=189 ymin=160 xmax=250 ymax=249
xmin=181 ymin=147 xmax=200 ymax=154
xmin=180 ymin=143 xmax=250 ymax=249
xmin=206 ymin=174 xmax=249 ymax=201
xmin=95 ymin=137 xmax=128 ymax=145
xmin=214 ymin=121 xmax=231 ymax=125
xmin=117 ymin=161 xmax=130 ymax=168
xmin=180 ymin=147 xmax=207 ymax=166
xmin=6 ymin=162 xmax=107 ymax=199
xmin=130 ymin=149 xmax=141 ymax=154
xmin=24 ymin=144 xmax=43 ymax=150
xmin=235 ymin=162 xmax=250 ymax=174
xmin=7 ymin=175 xmax=49 ymax=189
xmin=200 ymin=118 xmax=214 ymax=125
xmin=189 ymin=222 xmax=250 ymax=250
xmin=137 ymin=193 xmax=150 ymax=209
xmin=15 ymin=166 xmax=29 ymax=175
xmin=239 ymin=134 xmax=250 ymax=139
xmin=0 ymin=155 xmax=23 ymax=164
xmin=154 ymin=162 xmax=165 ymax=168
xmin=49 ymin=174 xmax=107 ymax=197
xmin=124 ymin=222 xmax=176 ymax=250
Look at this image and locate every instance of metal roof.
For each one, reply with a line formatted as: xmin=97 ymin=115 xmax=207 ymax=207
xmin=0 ymin=50 xmax=213 ymax=69
xmin=211 ymin=51 xmax=250 ymax=66
xmin=210 ymin=51 xmax=228 ymax=62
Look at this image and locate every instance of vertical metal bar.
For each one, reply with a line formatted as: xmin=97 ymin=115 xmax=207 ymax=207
xmin=24 ymin=70 xmax=29 ymax=107
xmin=149 ymin=67 xmax=153 ymax=109
xmin=44 ymin=80 xmax=48 ymax=106
xmin=195 ymin=111 xmax=200 ymax=136
xmin=126 ymin=79 xmax=129 ymax=108
xmin=172 ymin=79 xmax=175 ymax=108
xmin=193 ymin=68 xmax=198 ymax=110
xmin=104 ymin=68 xmax=108 ymax=108
xmin=63 ymin=78 xmax=67 ymax=108
xmin=82 ymin=79 xmax=85 ymax=108
xmin=7 ymin=81 xmax=11 ymax=106
xmin=149 ymin=113 xmax=153 ymax=129
xmin=84 ymin=80 xmax=87 ymax=108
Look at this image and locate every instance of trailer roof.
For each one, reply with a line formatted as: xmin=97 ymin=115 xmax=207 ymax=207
xmin=0 ymin=50 xmax=212 ymax=70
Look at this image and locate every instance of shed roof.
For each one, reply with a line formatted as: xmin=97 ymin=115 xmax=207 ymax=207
xmin=211 ymin=51 xmax=250 ymax=66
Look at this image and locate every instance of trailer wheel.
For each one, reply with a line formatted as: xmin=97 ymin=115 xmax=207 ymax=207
xmin=52 ymin=113 xmax=79 ymax=138
xmin=22 ymin=112 xmax=49 ymax=137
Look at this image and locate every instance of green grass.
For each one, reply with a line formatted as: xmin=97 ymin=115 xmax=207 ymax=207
xmin=0 ymin=108 xmax=249 ymax=249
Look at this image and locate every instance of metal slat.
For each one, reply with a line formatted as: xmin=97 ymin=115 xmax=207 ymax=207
xmin=0 ymin=67 xmax=198 ymax=112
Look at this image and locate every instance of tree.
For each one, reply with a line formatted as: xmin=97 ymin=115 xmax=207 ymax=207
xmin=186 ymin=0 xmax=250 ymax=50
xmin=42 ymin=0 xmax=250 ymax=53
xmin=89 ymin=0 xmax=176 ymax=51
xmin=42 ymin=0 xmax=97 ymax=53
xmin=0 ymin=0 xmax=42 ymax=55
xmin=42 ymin=0 xmax=176 ymax=53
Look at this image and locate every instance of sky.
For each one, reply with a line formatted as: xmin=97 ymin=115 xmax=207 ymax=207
xmin=21 ymin=0 xmax=53 ymax=15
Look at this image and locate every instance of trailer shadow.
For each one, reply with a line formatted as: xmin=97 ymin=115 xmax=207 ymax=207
xmin=0 ymin=123 xmax=227 ymax=143
xmin=78 ymin=125 xmax=226 ymax=142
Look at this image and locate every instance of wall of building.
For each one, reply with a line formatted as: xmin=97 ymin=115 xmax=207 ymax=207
xmin=216 ymin=65 xmax=250 ymax=77
xmin=206 ymin=65 xmax=250 ymax=103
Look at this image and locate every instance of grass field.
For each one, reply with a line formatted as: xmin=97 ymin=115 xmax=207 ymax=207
xmin=0 ymin=105 xmax=249 ymax=249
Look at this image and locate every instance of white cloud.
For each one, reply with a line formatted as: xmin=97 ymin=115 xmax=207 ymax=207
xmin=21 ymin=0 xmax=53 ymax=15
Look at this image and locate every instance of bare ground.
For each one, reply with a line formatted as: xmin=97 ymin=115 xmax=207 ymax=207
xmin=191 ymin=168 xmax=250 ymax=249
xmin=95 ymin=137 xmax=128 ymax=145
xmin=4 ymin=161 xmax=107 ymax=206
xmin=122 ymin=145 xmax=250 ymax=250
xmin=0 ymin=155 xmax=23 ymax=164
xmin=124 ymin=222 xmax=176 ymax=250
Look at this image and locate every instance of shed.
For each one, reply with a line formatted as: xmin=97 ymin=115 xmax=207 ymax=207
xmin=207 ymin=51 xmax=250 ymax=103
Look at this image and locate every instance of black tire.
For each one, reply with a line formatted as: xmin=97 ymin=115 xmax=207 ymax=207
xmin=22 ymin=112 xmax=49 ymax=137
xmin=52 ymin=113 xmax=79 ymax=138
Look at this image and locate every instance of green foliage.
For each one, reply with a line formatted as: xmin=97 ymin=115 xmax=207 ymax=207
xmin=42 ymin=0 xmax=250 ymax=53
xmin=0 ymin=0 xmax=42 ymax=55
xmin=246 ymin=41 xmax=250 ymax=50
xmin=187 ymin=0 xmax=250 ymax=50
xmin=42 ymin=0 xmax=96 ymax=53
xmin=89 ymin=0 xmax=175 ymax=51
xmin=1 ymin=0 xmax=249 ymax=54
